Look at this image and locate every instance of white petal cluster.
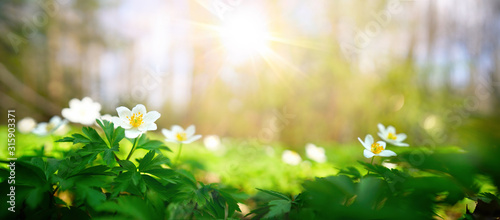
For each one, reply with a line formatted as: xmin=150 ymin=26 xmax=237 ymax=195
xmin=112 ymin=104 xmax=161 ymax=138
xmin=62 ymin=97 xmax=101 ymax=126
xmin=358 ymin=134 xmax=396 ymax=158
xmin=32 ymin=116 xmax=68 ymax=136
xmin=377 ymin=123 xmax=409 ymax=147
xmin=305 ymin=143 xmax=327 ymax=163
xmin=282 ymin=150 xmax=302 ymax=165
xmin=162 ymin=125 xmax=202 ymax=144
xmin=18 ymin=117 xmax=37 ymax=134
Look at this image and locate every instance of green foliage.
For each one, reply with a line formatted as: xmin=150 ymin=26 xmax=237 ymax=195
xmin=1 ymin=121 xmax=500 ymax=219
xmin=249 ymin=152 xmax=500 ymax=220
xmin=0 ymin=120 xmax=241 ymax=219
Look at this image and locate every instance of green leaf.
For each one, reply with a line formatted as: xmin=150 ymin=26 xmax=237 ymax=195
xmin=74 ymin=185 xmax=106 ymax=208
xmin=81 ymin=142 xmax=108 ymax=153
xmin=143 ymin=168 xmax=177 ymax=183
xmin=256 ymin=188 xmax=291 ymax=201
xmin=82 ymin=127 xmax=104 ymax=143
xmin=137 ymin=139 xmax=171 ymax=152
xmin=176 ymin=169 xmax=198 ymax=188
xmin=68 ymin=165 xmax=112 ymax=178
xmin=102 ymin=145 xmax=119 ymax=166
xmin=56 ymin=136 xmax=75 ymax=143
xmin=338 ymin=166 xmax=361 ymax=179
xmin=264 ymin=200 xmax=291 ymax=218
xmin=118 ymin=160 xmax=137 ymax=172
xmin=72 ymin=133 xmax=91 ymax=144
xmin=142 ymin=175 xmax=168 ymax=194
xmin=97 ymin=119 xmax=125 ymax=150
xmin=138 ymin=150 xmax=156 ymax=172
xmin=96 ymin=196 xmax=161 ymax=219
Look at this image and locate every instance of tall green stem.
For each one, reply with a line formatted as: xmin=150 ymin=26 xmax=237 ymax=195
xmin=126 ymin=135 xmax=141 ymax=161
xmin=367 ymin=157 xmax=375 ymax=175
xmin=175 ymin=143 xmax=183 ymax=166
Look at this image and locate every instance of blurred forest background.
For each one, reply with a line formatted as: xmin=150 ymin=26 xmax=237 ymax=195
xmin=1 ymin=0 xmax=499 ymax=149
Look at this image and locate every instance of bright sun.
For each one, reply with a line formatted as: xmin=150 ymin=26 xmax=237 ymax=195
xmin=218 ymin=14 xmax=270 ymax=63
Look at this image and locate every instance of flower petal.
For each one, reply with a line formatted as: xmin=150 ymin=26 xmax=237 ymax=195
xmin=116 ymin=106 xmax=131 ymax=119
xmin=377 ymin=141 xmax=387 ymax=150
xmin=358 ymin=137 xmax=370 ymax=150
xmin=387 ymin=126 xmax=396 ymax=134
xmin=125 ymin=129 xmax=142 ymax=138
xmin=113 ymin=117 xmax=132 ymax=129
xmin=68 ymin=98 xmax=80 ymax=109
xmin=61 ymin=108 xmax=73 ymax=121
xmin=49 ymin=116 xmax=62 ymax=125
xmin=377 ymin=123 xmax=385 ymax=132
xmin=377 ymin=132 xmax=387 ymax=142
xmin=132 ymin=104 xmax=147 ymax=115
xmin=184 ymin=134 xmax=202 ymax=144
xmin=164 ymin=139 xmax=179 ymax=143
xmin=171 ymin=125 xmax=184 ymax=133
xmin=392 ymin=142 xmax=409 ymax=147
xmin=139 ymin=122 xmax=157 ymax=131
xmin=364 ymin=149 xmax=375 ymax=158
xmin=378 ymin=150 xmax=397 ymax=157
xmin=185 ymin=125 xmax=196 ymax=137
xmin=162 ymin=128 xmax=171 ymax=137
xmin=143 ymin=111 xmax=161 ymax=124
xmin=396 ymin=133 xmax=407 ymax=141
xmin=162 ymin=128 xmax=177 ymax=141
xmin=364 ymin=134 xmax=374 ymax=146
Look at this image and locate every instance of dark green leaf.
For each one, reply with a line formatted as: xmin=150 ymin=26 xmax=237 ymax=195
xmin=118 ymin=160 xmax=137 ymax=172
xmin=257 ymin=188 xmax=291 ymax=201
xmin=138 ymin=150 xmax=156 ymax=172
xmin=264 ymin=200 xmax=291 ymax=218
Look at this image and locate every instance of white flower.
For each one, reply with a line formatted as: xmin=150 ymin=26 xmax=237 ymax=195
xmin=282 ymin=150 xmax=302 ymax=165
xmin=358 ymin=134 xmax=396 ymax=158
xmin=32 ymin=116 xmax=68 ymax=136
xmin=112 ymin=104 xmax=161 ymax=138
xmin=377 ymin=123 xmax=409 ymax=147
xmin=162 ymin=125 xmax=202 ymax=144
xmin=203 ymin=135 xmax=221 ymax=151
xmin=18 ymin=117 xmax=37 ymax=133
xmin=305 ymin=143 xmax=327 ymax=163
xmin=62 ymin=97 xmax=102 ymax=125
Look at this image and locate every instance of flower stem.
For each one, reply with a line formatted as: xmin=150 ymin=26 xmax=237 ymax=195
xmin=367 ymin=157 xmax=375 ymax=175
xmin=126 ymin=135 xmax=141 ymax=161
xmin=175 ymin=143 xmax=183 ymax=166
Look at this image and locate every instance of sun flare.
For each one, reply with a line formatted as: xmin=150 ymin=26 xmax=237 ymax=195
xmin=218 ymin=14 xmax=270 ymax=62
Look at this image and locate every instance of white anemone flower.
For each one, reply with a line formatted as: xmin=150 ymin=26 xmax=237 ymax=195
xmin=282 ymin=150 xmax=302 ymax=165
xmin=377 ymin=123 xmax=409 ymax=147
xmin=18 ymin=117 xmax=37 ymax=133
xmin=358 ymin=134 xmax=396 ymax=158
xmin=162 ymin=125 xmax=202 ymax=144
xmin=112 ymin=104 xmax=161 ymax=138
xmin=203 ymin=135 xmax=221 ymax=151
xmin=305 ymin=143 xmax=327 ymax=163
xmin=62 ymin=97 xmax=102 ymax=125
xmin=32 ymin=116 xmax=68 ymax=136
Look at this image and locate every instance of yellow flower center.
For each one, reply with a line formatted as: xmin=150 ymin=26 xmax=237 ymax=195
xmin=127 ymin=112 xmax=144 ymax=128
xmin=176 ymin=132 xmax=187 ymax=141
xmin=371 ymin=143 xmax=384 ymax=154
xmin=387 ymin=132 xmax=397 ymax=140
